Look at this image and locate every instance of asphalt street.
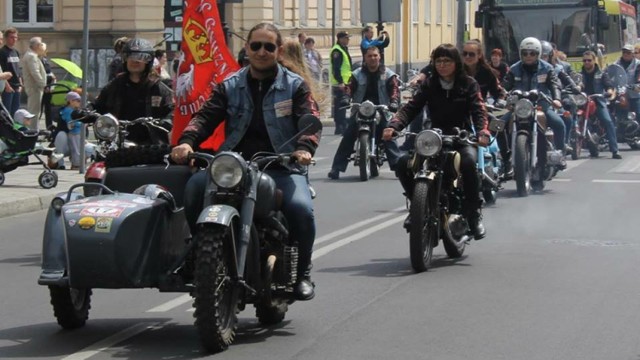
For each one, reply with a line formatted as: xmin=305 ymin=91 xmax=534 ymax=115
xmin=1 ymin=133 xmax=640 ymax=359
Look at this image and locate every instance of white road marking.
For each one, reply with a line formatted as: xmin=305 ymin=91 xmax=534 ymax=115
xmin=592 ymin=179 xmax=640 ymax=184
xmin=314 ymin=206 xmax=405 ymax=245
xmin=145 ymin=294 xmax=191 ymax=313
xmin=61 ymin=322 xmax=160 ymax=360
xmin=552 ymin=178 xmax=572 ymax=182
xmin=312 ymin=215 xmax=406 ymax=260
xmin=564 ymin=159 xmax=589 ymax=172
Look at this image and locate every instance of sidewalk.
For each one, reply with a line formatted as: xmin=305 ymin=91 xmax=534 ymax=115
xmin=0 ymin=118 xmax=337 ymax=219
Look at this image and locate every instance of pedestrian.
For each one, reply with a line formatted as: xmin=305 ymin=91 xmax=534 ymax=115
xmin=330 ymin=31 xmax=352 ymax=135
xmin=108 ymin=36 xmax=129 ymax=81
xmin=21 ymin=36 xmax=47 ymax=129
xmin=298 ymin=32 xmax=307 ymax=45
xmin=0 ymin=28 xmax=22 ymax=117
xmin=489 ymin=48 xmax=509 ymax=83
xmin=154 ymin=49 xmax=171 ymax=80
xmin=303 ymin=37 xmax=323 ymax=82
xmin=40 ymin=42 xmax=56 ymax=128
xmin=634 ymin=44 xmax=640 ymax=61
xmin=0 ymin=32 xmax=13 ymax=100
xmin=50 ymin=91 xmax=83 ymax=170
xmin=360 ymin=26 xmax=390 ymax=64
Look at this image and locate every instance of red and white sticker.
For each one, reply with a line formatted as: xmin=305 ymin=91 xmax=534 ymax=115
xmin=80 ymin=207 xmax=125 ymax=218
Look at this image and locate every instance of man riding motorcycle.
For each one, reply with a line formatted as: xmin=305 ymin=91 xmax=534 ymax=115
xmin=540 ymin=40 xmax=581 ymax=148
xmin=92 ymin=38 xmax=174 ymax=143
xmin=382 ymin=43 xmax=490 ymax=239
xmin=614 ymin=44 xmax=640 ymax=118
xmin=500 ymin=37 xmax=567 ymax=171
xmin=581 ymin=50 xmax=622 ymax=159
xmin=327 ymin=46 xmax=401 ymax=179
xmin=171 ymin=23 xmax=321 ymax=301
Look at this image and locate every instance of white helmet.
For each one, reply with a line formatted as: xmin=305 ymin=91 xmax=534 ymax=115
xmin=520 ymin=37 xmax=542 ymax=58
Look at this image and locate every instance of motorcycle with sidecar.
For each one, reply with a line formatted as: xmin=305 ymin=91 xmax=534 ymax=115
xmin=38 ymin=114 xmax=322 ymax=353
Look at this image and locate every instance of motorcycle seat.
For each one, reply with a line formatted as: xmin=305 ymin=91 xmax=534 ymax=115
xmin=103 ymin=165 xmax=192 ymax=207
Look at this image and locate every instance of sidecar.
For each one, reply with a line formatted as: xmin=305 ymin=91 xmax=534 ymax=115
xmin=38 ymin=164 xmax=192 ymax=329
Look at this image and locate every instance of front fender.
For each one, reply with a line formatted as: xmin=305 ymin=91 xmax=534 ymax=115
xmin=85 ymin=161 xmax=106 ymax=182
xmin=196 ymin=205 xmax=239 ymax=227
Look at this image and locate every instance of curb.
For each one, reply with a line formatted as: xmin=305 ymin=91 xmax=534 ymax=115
xmin=0 ymin=193 xmax=55 ymax=218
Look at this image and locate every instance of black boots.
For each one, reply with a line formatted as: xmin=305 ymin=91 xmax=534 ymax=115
xmin=467 ymin=208 xmax=486 ymax=240
xmin=293 ymin=265 xmax=315 ymax=301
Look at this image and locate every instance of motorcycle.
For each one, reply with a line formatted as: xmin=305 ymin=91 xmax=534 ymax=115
xmin=38 ymin=114 xmax=322 ymax=353
xmin=569 ymin=92 xmax=605 ymax=159
xmin=406 ymin=127 xmax=476 ymax=273
xmin=72 ymin=110 xmax=171 ymax=195
xmin=478 ymin=115 xmax=506 ymax=205
xmin=506 ymin=90 xmax=564 ymax=197
xmin=348 ymin=100 xmax=391 ymax=181
xmin=605 ymin=64 xmax=640 ymax=150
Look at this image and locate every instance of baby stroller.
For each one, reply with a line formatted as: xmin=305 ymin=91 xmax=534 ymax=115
xmin=0 ymin=103 xmax=61 ymax=188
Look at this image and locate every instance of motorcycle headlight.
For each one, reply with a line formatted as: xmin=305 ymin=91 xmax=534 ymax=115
xmin=209 ymin=152 xmax=247 ymax=189
xmin=359 ymin=101 xmax=376 ymax=118
xmin=415 ymin=130 xmax=442 ymax=157
xmin=94 ymin=114 xmax=118 ymax=141
xmin=573 ymin=94 xmax=587 ymax=107
xmin=514 ymin=99 xmax=534 ymax=118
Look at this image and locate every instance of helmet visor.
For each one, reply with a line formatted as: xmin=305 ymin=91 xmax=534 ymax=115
xmin=126 ymin=52 xmax=153 ymax=63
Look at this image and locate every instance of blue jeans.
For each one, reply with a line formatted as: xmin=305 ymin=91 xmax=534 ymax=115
xmin=594 ymin=97 xmax=619 ymax=153
xmin=330 ymin=114 xmax=402 ymax=172
xmin=184 ymin=169 xmax=316 ymax=278
xmin=2 ymin=89 xmax=21 ymax=118
xmin=541 ymin=103 xmax=566 ymax=151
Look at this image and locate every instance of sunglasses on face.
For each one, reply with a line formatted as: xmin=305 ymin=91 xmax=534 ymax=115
xmin=249 ymin=41 xmax=277 ymax=53
xmin=462 ymin=51 xmax=477 ymax=58
xmin=520 ymin=50 xmax=538 ymax=57
xmin=583 ymin=59 xmax=593 ymax=63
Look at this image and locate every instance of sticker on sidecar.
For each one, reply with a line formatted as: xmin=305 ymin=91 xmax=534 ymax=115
xmin=95 ymin=217 xmax=113 ymax=233
xmin=80 ymin=207 xmax=125 ymax=218
xmin=78 ymin=217 xmax=96 ymax=230
xmin=65 ymin=208 xmax=80 ymax=214
xmin=68 ymin=219 xmax=76 ymax=227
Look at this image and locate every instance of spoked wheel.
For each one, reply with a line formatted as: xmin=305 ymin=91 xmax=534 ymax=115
xmin=255 ymin=255 xmax=288 ymax=325
xmin=370 ymin=157 xmax=379 ymax=178
xmin=482 ymin=189 xmax=497 ymax=205
xmin=409 ymin=181 xmax=438 ymax=273
xmin=358 ymin=133 xmax=371 ymax=181
xmin=514 ymin=134 xmax=531 ymax=197
xmin=570 ymin=130 xmax=582 ymax=160
xmin=586 ymin=129 xmax=600 ymax=157
xmin=49 ymin=286 xmax=92 ymax=329
xmin=0 ymin=171 xmax=4 ymax=186
xmin=193 ymin=225 xmax=240 ymax=353
xmin=39 ymin=171 xmax=58 ymax=189
xmin=441 ymin=213 xmax=467 ymax=258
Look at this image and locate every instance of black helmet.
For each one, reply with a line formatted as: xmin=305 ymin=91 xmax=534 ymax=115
xmin=122 ymin=38 xmax=155 ymax=75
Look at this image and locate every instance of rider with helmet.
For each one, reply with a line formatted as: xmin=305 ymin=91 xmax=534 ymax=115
xmin=93 ymin=38 xmax=174 ymax=142
xmin=614 ymin=44 xmax=640 ymax=122
xmin=501 ymin=37 xmax=566 ymax=171
xmin=540 ymin=40 xmax=581 ymax=148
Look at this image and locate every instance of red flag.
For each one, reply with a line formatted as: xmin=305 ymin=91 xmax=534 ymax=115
xmin=172 ymin=0 xmax=240 ymax=150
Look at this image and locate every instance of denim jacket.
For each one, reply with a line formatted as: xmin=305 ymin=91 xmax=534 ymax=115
xmin=503 ymin=59 xmax=561 ymax=101
xmin=351 ymin=67 xmax=398 ymax=105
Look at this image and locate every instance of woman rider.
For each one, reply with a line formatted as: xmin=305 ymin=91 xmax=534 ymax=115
xmin=382 ymin=43 xmax=490 ymax=239
xmin=462 ymin=40 xmax=505 ymax=102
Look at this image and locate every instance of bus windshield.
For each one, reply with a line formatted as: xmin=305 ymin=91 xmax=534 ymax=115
xmin=486 ymin=7 xmax=591 ymax=63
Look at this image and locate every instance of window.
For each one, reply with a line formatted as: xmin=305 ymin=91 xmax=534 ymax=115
xmin=335 ymin=0 xmax=342 ymax=26
xmin=447 ymin=0 xmax=454 ymax=26
xmin=318 ymin=0 xmax=327 ymax=26
xmin=424 ymin=0 xmax=431 ymax=24
xmin=436 ymin=0 xmax=442 ymax=25
xmin=351 ymin=0 xmax=358 ymax=25
xmin=300 ymin=0 xmax=308 ymax=26
xmin=8 ymin=0 xmax=54 ymax=26
xmin=274 ymin=0 xmax=283 ymax=25
xmin=412 ymin=0 xmax=419 ymax=23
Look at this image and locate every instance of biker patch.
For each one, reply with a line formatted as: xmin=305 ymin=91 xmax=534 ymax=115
xmin=95 ymin=217 xmax=113 ymax=233
xmin=151 ymin=96 xmax=162 ymax=107
xmin=274 ymin=99 xmax=292 ymax=117
xmin=537 ymin=74 xmax=547 ymax=83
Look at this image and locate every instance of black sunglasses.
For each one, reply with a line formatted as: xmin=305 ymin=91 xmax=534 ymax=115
xmin=583 ymin=59 xmax=593 ymax=63
xmin=462 ymin=51 xmax=477 ymax=58
xmin=520 ymin=50 xmax=538 ymax=57
xmin=249 ymin=41 xmax=277 ymax=53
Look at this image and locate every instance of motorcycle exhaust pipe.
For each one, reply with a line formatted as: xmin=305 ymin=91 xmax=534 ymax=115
xmin=482 ymin=172 xmax=498 ymax=188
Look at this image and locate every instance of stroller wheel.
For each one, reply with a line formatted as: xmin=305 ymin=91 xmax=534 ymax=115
xmin=0 ymin=171 xmax=4 ymax=186
xmin=39 ymin=171 xmax=58 ymax=189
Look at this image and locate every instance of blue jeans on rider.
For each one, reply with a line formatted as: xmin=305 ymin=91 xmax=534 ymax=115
xmin=541 ymin=102 xmax=566 ymax=151
xmin=594 ymin=97 xmax=619 ymax=153
xmin=330 ymin=113 xmax=402 ymax=172
xmin=184 ymin=169 xmax=316 ymax=278
xmin=561 ymin=97 xmax=577 ymax=143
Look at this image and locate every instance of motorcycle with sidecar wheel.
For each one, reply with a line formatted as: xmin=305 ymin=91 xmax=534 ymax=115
xmin=38 ymin=114 xmax=322 ymax=354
